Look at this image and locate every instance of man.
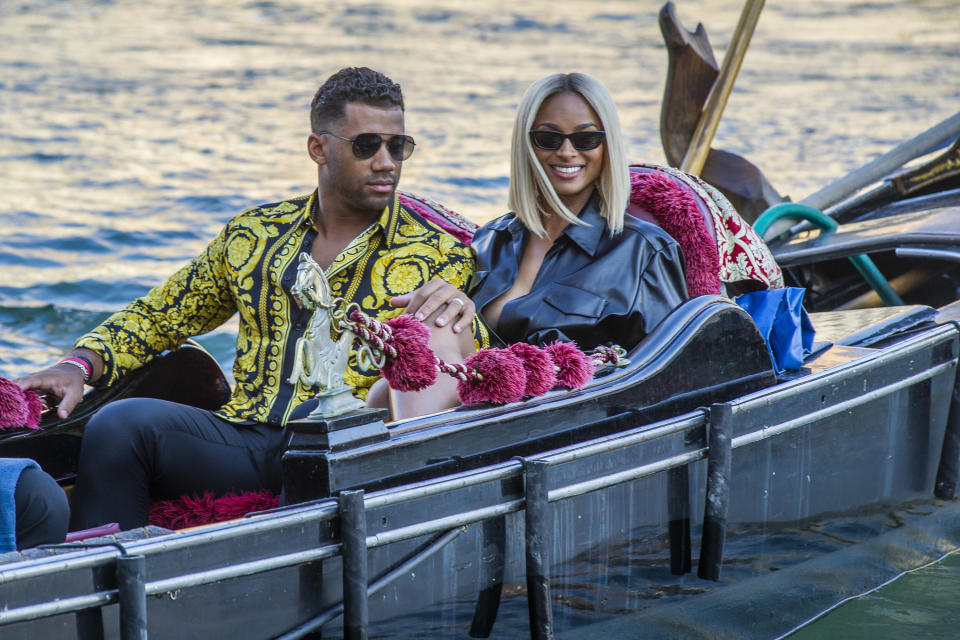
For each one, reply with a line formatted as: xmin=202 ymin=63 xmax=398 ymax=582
xmin=17 ymin=67 xmax=484 ymax=531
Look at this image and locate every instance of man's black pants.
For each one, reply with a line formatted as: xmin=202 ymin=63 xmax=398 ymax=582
xmin=69 ymin=398 xmax=286 ymax=531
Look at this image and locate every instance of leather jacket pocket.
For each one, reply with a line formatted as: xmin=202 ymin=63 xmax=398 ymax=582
xmin=542 ymin=283 xmax=606 ymax=319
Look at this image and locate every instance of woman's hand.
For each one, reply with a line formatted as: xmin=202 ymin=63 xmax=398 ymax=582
xmin=391 ymin=279 xmax=475 ymax=333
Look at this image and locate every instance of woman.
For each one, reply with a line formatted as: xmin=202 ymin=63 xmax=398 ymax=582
xmin=377 ymin=73 xmax=688 ymax=417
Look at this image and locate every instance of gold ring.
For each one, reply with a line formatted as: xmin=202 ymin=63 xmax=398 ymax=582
xmin=449 ymin=298 xmax=465 ymax=308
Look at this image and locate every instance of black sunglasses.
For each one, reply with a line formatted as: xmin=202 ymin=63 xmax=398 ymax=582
xmin=318 ymin=132 xmax=416 ymax=162
xmin=529 ymin=130 xmax=606 ymax=151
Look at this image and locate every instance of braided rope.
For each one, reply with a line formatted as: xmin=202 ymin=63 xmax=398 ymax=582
xmin=590 ymin=345 xmax=628 ymax=368
xmin=436 ymin=359 xmax=480 ymax=382
xmin=346 ymin=308 xmax=398 ymax=360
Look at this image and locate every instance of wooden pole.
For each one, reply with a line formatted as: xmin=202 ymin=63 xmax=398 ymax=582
xmin=680 ymin=0 xmax=766 ymax=177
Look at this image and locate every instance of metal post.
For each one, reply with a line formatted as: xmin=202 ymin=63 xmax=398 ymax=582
xmin=523 ymin=459 xmax=553 ymax=640
xmin=936 ymin=370 xmax=960 ymax=499
xmin=469 ymin=515 xmax=506 ymax=638
xmin=340 ymin=490 xmax=369 ymax=640
xmin=698 ymin=404 xmax=733 ymax=581
xmin=116 ymin=554 xmax=147 ymax=640
xmin=667 ymin=465 xmax=692 ymax=574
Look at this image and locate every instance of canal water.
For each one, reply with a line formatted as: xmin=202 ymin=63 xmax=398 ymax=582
xmin=787 ymin=548 xmax=960 ymax=639
xmin=1 ymin=0 xmax=958 ymax=637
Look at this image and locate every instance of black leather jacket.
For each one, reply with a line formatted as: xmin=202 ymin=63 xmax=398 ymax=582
xmin=469 ymin=196 xmax=689 ymax=350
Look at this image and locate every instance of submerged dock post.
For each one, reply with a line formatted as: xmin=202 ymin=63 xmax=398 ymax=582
xmin=523 ymin=459 xmax=554 ymax=640
xmin=116 ymin=554 xmax=147 ymax=640
xmin=699 ymin=403 xmax=733 ymax=581
xmin=668 ymin=465 xmax=692 ymax=574
xmin=935 ymin=371 xmax=960 ymax=499
xmin=469 ymin=515 xmax=506 ymax=638
xmin=340 ymin=490 xmax=369 ymax=640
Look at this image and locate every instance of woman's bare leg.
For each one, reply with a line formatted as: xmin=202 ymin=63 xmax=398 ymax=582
xmin=379 ymin=309 xmax=477 ymax=420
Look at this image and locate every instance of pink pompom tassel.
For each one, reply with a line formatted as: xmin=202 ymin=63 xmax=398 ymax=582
xmin=457 ymin=348 xmax=527 ymax=405
xmin=22 ymin=389 xmax=44 ymax=429
xmin=507 ymin=342 xmax=556 ymax=397
xmin=380 ymin=314 xmax=438 ymax=391
xmin=546 ymin=342 xmax=594 ymax=389
xmin=0 ymin=376 xmax=29 ymax=430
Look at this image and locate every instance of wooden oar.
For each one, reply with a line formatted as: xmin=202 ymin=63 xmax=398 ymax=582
xmin=801 ymin=110 xmax=960 ymax=212
xmin=817 ymin=135 xmax=960 ymax=224
xmin=680 ymin=0 xmax=766 ymax=177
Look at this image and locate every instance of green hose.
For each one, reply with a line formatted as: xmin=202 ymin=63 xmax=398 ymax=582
xmin=753 ymin=203 xmax=904 ymax=306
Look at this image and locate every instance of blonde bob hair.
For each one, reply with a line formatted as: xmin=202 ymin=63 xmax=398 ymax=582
xmin=508 ymin=73 xmax=629 ymax=237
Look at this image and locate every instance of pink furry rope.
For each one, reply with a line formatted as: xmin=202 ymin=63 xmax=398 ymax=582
xmin=379 ymin=314 xmax=438 ymax=391
xmin=457 ymin=348 xmax=527 ymax=405
xmin=0 ymin=376 xmax=43 ymax=430
xmin=507 ymin=342 xmax=556 ymax=397
xmin=546 ymin=342 xmax=594 ymax=389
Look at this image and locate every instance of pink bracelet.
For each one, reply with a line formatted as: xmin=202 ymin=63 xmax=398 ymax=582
xmin=58 ymin=356 xmax=92 ymax=383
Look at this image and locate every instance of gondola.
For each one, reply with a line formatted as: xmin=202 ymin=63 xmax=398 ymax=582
xmin=4 ymin=5 xmax=960 ymax=640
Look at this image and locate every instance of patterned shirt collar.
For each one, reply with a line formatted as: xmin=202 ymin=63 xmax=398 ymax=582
xmin=304 ymin=190 xmax=399 ymax=248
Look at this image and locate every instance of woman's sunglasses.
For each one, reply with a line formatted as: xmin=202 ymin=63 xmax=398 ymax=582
xmin=318 ymin=132 xmax=416 ymax=162
xmin=529 ymin=130 xmax=606 ymax=151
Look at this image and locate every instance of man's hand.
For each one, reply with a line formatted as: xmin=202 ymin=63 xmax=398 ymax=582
xmin=391 ymin=278 xmax=475 ymax=334
xmin=17 ymin=350 xmax=102 ymax=419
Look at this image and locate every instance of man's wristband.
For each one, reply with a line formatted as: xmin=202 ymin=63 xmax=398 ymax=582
xmin=58 ymin=356 xmax=92 ymax=384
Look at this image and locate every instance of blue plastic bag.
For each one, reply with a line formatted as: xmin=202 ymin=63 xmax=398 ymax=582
xmin=735 ymin=287 xmax=815 ymax=373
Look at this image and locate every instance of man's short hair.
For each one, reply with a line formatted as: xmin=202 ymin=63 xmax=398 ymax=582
xmin=310 ymin=67 xmax=404 ymax=133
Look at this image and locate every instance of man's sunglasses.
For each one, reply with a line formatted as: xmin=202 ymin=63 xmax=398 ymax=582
xmin=318 ymin=132 xmax=416 ymax=162
xmin=529 ymin=130 xmax=606 ymax=151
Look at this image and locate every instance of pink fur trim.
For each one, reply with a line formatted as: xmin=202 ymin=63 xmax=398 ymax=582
xmin=546 ymin=342 xmax=594 ymax=389
xmin=507 ymin=342 xmax=556 ymax=397
xmin=398 ymin=192 xmax=476 ymax=244
xmin=380 ymin=315 xmax=438 ymax=391
xmin=457 ymin=348 xmax=527 ymax=405
xmin=148 ymin=490 xmax=280 ymax=530
xmin=629 ymin=172 xmax=722 ymax=296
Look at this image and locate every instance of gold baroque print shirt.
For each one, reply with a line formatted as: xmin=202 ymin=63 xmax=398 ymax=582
xmin=76 ymin=192 xmax=487 ymax=426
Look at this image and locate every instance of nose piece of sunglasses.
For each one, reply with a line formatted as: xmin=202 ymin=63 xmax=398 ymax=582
xmin=528 ymin=130 xmax=606 ymax=151
xmin=318 ymin=132 xmax=416 ymax=161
